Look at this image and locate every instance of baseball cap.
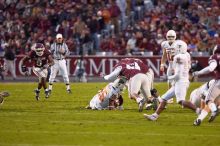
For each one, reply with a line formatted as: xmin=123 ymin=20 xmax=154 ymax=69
xmin=56 ymin=33 xmax=63 ymax=39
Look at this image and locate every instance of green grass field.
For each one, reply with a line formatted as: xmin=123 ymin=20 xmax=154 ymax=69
xmin=0 ymin=82 xmax=220 ymax=146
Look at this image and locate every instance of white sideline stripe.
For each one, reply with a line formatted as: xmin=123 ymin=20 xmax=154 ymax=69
xmin=1 ymin=130 xmax=220 ymax=138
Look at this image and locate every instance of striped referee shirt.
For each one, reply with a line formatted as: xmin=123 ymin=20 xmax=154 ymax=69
xmin=50 ymin=42 xmax=70 ymax=60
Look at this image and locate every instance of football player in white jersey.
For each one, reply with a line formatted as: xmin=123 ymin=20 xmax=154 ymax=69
xmin=190 ymin=80 xmax=215 ymax=108
xmin=160 ymin=30 xmax=188 ymax=103
xmin=144 ymin=43 xmax=201 ymax=121
xmin=192 ymin=45 xmax=220 ymax=125
xmin=86 ymin=77 xmax=126 ymax=110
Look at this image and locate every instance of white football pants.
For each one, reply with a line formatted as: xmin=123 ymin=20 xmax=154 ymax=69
xmin=49 ymin=59 xmax=69 ymax=84
xmin=162 ymin=81 xmax=189 ymax=103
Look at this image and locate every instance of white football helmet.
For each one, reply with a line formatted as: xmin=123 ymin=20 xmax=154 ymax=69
xmin=166 ymin=30 xmax=176 ymax=43
xmin=33 ymin=43 xmax=45 ymax=56
xmin=177 ymin=41 xmax=188 ymax=54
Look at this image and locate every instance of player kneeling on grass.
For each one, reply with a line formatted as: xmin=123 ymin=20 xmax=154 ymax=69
xmin=190 ymin=80 xmax=215 ymax=109
xmin=21 ymin=43 xmax=54 ymax=100
xmin=190 ymin=80 xmax=220 ymax=121
xmin=86 ymin=77 xmax=126 ymax=110
xmin=144 ymin=45 xmax=201 ymax=121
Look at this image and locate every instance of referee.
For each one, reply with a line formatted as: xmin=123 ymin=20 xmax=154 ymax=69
xmin=48 ymin=33 xmax=71 ymax=94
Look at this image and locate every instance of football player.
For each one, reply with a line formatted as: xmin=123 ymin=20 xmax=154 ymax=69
xmin=86 ymin=77 xmax=126 ymax=110
xmin=190 ymin=79 xmax=220 ymax=114
xmin=160 ymin=30 xmax=188 ymax=103
xmin=192 ymin=44 xmax=220 ymax=126
xmin=103 ymin=58 xmax=154 ymax=112
xmin=144 ymin=42 xmax=201 ymax=121
xmin=190 ymin=80 xmax=215 ymax=109
xmin=21 ymin=43 xmax=54 ymax=100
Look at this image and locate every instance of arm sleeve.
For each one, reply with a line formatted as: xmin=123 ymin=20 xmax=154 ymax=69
xmin=197 ymin=61 xmax=217 ymax=76
xmin=104 ymin=66 xmax=122 ymax=80
xmin=64 ymin=43 xmax=70 ymax=56
xmin=50 ymin=44 xmax=55 ymax=54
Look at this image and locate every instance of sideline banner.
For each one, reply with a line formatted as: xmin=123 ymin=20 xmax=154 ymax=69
xmin=0 ymin=56 xmax=209 ymax=77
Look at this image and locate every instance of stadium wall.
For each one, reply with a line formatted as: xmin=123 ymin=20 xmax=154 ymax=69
xmin=0 ymin=56 xmax=209 ymax=77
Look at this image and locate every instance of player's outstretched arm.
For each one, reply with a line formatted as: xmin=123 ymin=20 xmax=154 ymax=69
xmin=193 ymin=61 xmax=217 ymax=77
xmin=104 ymin=66 xmax=122 ymax=80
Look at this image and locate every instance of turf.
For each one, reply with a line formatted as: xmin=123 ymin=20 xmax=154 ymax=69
xmin=0 ymin=82 xmax=219 ymax=146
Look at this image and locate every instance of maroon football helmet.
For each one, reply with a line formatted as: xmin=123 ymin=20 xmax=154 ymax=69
xmin=32 ymin=43 xmax=45 ymax=56
xmin=213 ymin=44 xmax=220 ymax=55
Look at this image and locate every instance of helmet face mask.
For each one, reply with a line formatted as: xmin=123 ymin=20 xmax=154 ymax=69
xmin=166 ymin=30 xmax=176 ymax=43
xmin=177 ymin=41 xmax=188 ymax=54
xmin=34 ymin=43 xmax=45 ymax=56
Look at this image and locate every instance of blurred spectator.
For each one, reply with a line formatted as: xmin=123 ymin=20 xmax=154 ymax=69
xmin=126 ymin=33 xmax=137 ymax=55
xmin=3 ymin=41 xmax=17 ymax=80
xmin=0 ymin=0 xmax=219 ymax=56
xmin=109 ymin=0 xmax=121 ymax=34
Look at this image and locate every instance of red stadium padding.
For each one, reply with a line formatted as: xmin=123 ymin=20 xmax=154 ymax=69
xmin=0 ymin=56 xmax=209 ymax=77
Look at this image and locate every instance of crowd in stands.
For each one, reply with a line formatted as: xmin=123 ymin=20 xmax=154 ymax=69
xmin=0 ymin=0 xmax=220 ymax=57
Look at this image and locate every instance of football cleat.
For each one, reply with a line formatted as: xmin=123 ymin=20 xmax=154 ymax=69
xmin=45 ymin=89 xmax=50 ymax=98
xmin=138 ymin=98 xmax=146 ymax=112
xmin=143 ymin=114 xmax=158 ymax=121
xmin=0 ymin=91 xmax=10 ymax=97
xmin=67 ymin=89 xmax=72 ymax=94
xmin=208 ymin=110 xmax=219 ymax=123
xmin=0 ymin=95 xmax=4 ymax=105
xmin=48 ymin=89 xmax=52 ymax=94
xmin=34 ymin=89 xmax=40 ymax=101
xmin=193 ymin=119 xmax=201 ymax=126
xmin=85 ymin=105 xmax=92 ymax=109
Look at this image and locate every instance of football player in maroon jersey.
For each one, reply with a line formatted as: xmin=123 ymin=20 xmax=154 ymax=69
xmin=104 ymin=58 xmax=154 ymax=112
xmin=21 ymin=43 xmax=54 ymax=100
xmin=193 ymin=44 xmax=220 ymax=125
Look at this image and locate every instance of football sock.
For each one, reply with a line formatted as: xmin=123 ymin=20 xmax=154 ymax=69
xmin=136 ymin=97 xmax=142 ymax=103
xmin=66 ymin=84 xmax=70 ymax=90
xmin=48 ymin=84 xmax=52 ymax=90
xmin=196 ymin=108 xmax=201 ymax=115
xmin=208 ymin=103 xmax=217 ymax=113
xmin=197 ymin=110 xmax=208 ymax=121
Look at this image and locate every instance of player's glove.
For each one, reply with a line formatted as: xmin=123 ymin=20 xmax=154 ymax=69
xmin=192 ymin=71 xmax=199 ymax=77
xmin=0 ymin=65 xmax=4 ymax=72
xmin=41 ymin=64 xmax=49 ymax=70
xmin=21 ymin=66 xmax=30 ymax=76
xmin=21 ymin=66 xmax=27 ymax=72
